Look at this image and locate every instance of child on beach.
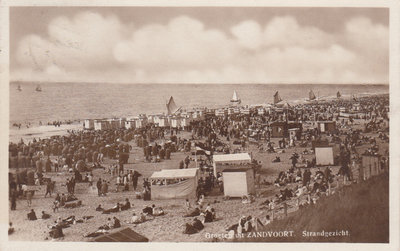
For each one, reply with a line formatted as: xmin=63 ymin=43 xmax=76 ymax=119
xmin=26 ymin=190 xmax=33 ymax=207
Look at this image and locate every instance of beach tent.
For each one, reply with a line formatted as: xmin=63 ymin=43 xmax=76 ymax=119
xmin=222 ymin=168 xmax=255 ymax=197
xmin=288 ymin=128 xmax=300 ymax=141
xmin=270 ymin=122 xmax=288 ymax=138
xmin=317 ymin=121 xmax=336 ymax=133
xmin=170 ymin=116 xmax=182 ymax=128
xmin=213 ymin=153 xmax=252 ymax=176
xmin=94 ymin=120 xmax=109 ymax=130
xmin=125 ymin=120 xmax=136 ymax=129
xmin=150 ymin=168 xmax=199 ymax=200
xmin=92 ymin=227 xmax=149 ymax=242
xmin=315 ymin=146 xmax=334 ymax=166
xmin=360 ymin=154 xmax=382 ymax=180
xmin=84 ymin=119 xmax=94 ymax=130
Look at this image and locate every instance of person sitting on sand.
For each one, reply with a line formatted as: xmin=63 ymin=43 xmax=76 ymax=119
xmin=183 ymin=206 xmax=201 ymax=217
xmin=200 ymin=209 xmax=213 ymax=223
xmin=197 ymin=194 xmax=205 ymax=207
xmin=272 ymin=156 xmax=281 ymax=163
xmin=244 ymin=216 xmax=253 ymax=232
xmin=204 ymin=203 xmax=212 ymax=213
xmin=49 ymin=224 xmax=64 ymax=239
xmin=65 ymin=194 xmax=78 ymax=202
xmin=98 ymin=218 xmax=113 ymax=230
xmin=183 ymin=223 xmax=198 ymax=235
xmin=129 ymin=212 xmax=146 ymax=224
xmin=236 ymin=216 xmax=247 ymax=234
xmin=142 ymin=205 xmax=153 ymax=215
xmin=102 ymin=203 xmax=121 ymax=214
xmin=41 ymin=211 xmax=51 ymax=219
xmin=96 ymin=204 xmax=104 ymax=211
xmin=27 ymin=209 xmax=37 ymax=220
xmin=151 ymin=205 xmax=165 ymax=216
xmin=265 ymin=215 xmax=271 ymax=225
xmin=112 ymin=216 xmax=121 ymax=228
xmin=192 ymin=217 xmax=204 ymax=231
xmin=120 ymin=198 xmax=131 ymax=211
xmin=8 ymin=222 xmax=14 ymax=235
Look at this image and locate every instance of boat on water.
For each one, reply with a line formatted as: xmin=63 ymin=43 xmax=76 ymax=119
xmin=305 ymin=90 xmax=326 ymax=103
xmin=308 ymin=90 xmax=316 ymax=101
xmin=17 ymin=85 xmax=22 ymax=91
xmin=230 ymin=90 xmax=241 ymax=105
xmin=273 ymin=91 xmax=282 ymax=105
xmin=35 ymin=85 xmax=42 ymax=92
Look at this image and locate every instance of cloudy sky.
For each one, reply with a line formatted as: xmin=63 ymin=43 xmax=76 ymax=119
xmin=10 ymin=7 xmax=389 ymax=84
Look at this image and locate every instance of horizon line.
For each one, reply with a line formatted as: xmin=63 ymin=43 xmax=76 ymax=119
xmin=9 ymin=81 xmax=390 ymax=85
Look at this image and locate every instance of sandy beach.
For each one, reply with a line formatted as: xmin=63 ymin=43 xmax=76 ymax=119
xmin=9 ymin=123 xmax=83 ymax=144
xmin=8 ymin=116 xmax=389 ymax=242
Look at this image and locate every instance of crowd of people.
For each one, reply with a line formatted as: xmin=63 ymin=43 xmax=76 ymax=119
xmin=8 ymin=94 xmax=389 ymax=240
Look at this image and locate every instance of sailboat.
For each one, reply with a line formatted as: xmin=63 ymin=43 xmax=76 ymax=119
xmin=308 ymin=90 xmax=316 ymax=101
xmin=230 ymin=90 xmax=241 ymax=104
xmin=17 ymin=85 xmax=22 ymax=91
xmin=35 ymin=85 xmax=42 ymax=92
xmin=166 ymin=96 xmax=181 ymax=115
xmin=337 ymin=91 xmax=341 ymax=99
xmin=273 ymin=91 xmax=282 ymax=105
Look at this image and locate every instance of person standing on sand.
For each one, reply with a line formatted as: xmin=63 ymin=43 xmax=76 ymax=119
xmin=26 ymin=190 xmax=33 ymax=207
xmin=10 ymin=190 xmax=17 ymax=210
xmin=96 ymin=178 xmax=102 ymax=197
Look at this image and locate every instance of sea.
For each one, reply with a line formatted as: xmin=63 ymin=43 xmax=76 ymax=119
xmin=9 ymin=82 xmax=388 ymax=126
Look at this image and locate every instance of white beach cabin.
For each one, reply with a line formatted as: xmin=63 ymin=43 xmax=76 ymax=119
xmin=150 ymin=168 xmax=199 ymax=200
xmin=213 ymin=153 xmax=252 ymax=176
xmin=222 ymin=168 xmax=255 ymax=197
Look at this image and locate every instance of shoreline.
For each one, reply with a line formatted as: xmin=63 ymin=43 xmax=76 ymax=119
xmin=9 ymin=92 xmax=388 ymax=144
xmin=9 ymin=123 xmax=82 ymax=144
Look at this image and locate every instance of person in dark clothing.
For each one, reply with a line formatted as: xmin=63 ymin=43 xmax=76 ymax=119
xmin=183 ymin=223 xmax=197 ymax=235
xmin=70 ymin=177 xmax=76 ymax=194
xmin=192 ymin=217 xmax=204 ymax=231
xmin=96 ymin=178 xmax=102 ymax=196
xmin=165 ymin=148 xmax=171 ymax=160
xmin=203 ymin=210 xmax=213 ymax=223
xmin=303 ymin=169 xmax=311 ymax=187
xmin=27 ymin=209 xmax=37 ymax=220
xmin=184 ymin=156 xmax=190 ymax=168
xmin=96 ymin=204 xmax=104 ymax=211
xmin=45 ymin=180 xmax=52 ymax=198
xmin=132 ymin=170 xmax=141 ymax=191
xmin=183 ymin=207 xmax=201 ymax=217
xmin=120 ymin=198 xmax=131 ymax=211
xmin=10 ymin=190 xmax=17 ymax=210
xmin=41 ymin=211 xmax=51 ymax=219
xmin=143 ymin=205 xmax=153 ymax=215
xmin=113 ymin=217 xmax=121 ymax=228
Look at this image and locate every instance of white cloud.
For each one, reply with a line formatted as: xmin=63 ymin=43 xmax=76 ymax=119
xmin=12 ymin=12 xmax=388 ymax=84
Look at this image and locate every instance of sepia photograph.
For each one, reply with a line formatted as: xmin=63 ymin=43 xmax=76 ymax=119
xmin=2 ymin=1 xmax=399 ymax=249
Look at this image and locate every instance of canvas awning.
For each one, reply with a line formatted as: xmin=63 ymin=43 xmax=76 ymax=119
xmin=92 ymin=227 xmax=148 ymax=242
xmin=150 ymin=168 xmax=198 ymax=179
xmin=213 ymin=153 xmax=251 ymax=163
